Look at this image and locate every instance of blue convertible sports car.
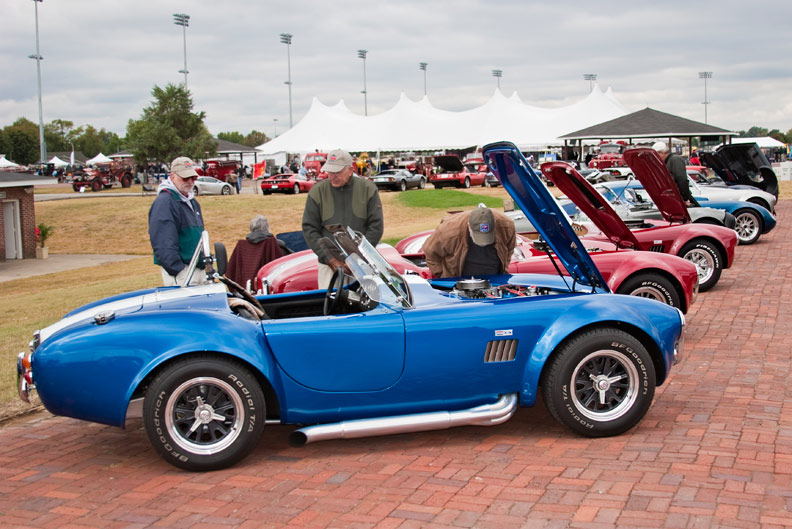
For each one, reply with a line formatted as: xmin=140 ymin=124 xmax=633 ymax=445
xmin=16 ymin=142 xmax=685 ymax=471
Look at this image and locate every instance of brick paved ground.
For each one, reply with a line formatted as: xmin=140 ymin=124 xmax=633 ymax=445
xmin=1 ymin=203 xmax=790 ymax=529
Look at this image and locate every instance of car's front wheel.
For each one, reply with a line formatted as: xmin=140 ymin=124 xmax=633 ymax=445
xmin=733 ymin=209 xmax=761 ymax=245
xmin=418 ymin=177 xmax=426 ymax=189
xmin=293 ymin=183 xmax=300 ymax=194
xmin=143 ymin=356 xmax=266 ymax=471
xmin=398 ymin=180 xmax=407 ymax=192
xmin=616 ymin=273 xmax=680 ymax=308
xmin=680 ymin=239 xmax=721 ymax=292
xmin=462 ymin=177 xmax=470 ymax=189
xmin=221 ymin=186 xmax=231 ymax=195
xmin=541 ymin=328 xmax=655 ymax=437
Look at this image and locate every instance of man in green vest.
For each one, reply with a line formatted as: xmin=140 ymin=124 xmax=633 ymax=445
xmin=302 ymin=148 xmax=384 ymax=289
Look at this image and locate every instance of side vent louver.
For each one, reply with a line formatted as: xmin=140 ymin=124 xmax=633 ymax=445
xmin=649 ymin=244 xmax=665 ymax=252
xmin=484 ymin=340 xmax=518 ymax=363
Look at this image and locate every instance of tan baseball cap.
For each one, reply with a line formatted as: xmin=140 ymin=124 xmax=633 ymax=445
xmin=468 ymin=208 xmax=495 ymax=246
xmin=170 ymin=156 xmax=199 ymax=179
xmin=321 ymin=149 xmax=354 ymax=172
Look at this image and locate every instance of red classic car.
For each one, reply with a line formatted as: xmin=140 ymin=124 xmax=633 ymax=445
xmin=430 ymin=155 xmax=487 ymax=189
xmin=588 ymin=142 xmax=627 ymax=170
xmin=304 ymin=152 xmax=328 ymax=180
xmin=256 ymin=245 xmax=432 ymax=294
xmin=542 ymin=161 xmax=738 ymax=292
xmin=396 ymin=231 xmax=699 ymax=313
xmin=261 ymin=173 xmax=316 ymax=195
xmin=199 ymin=159 xmax=240 ymax=182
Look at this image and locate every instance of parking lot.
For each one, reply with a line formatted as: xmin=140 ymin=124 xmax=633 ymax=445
xmin=0 ymin=201 xmax=789 ymax=529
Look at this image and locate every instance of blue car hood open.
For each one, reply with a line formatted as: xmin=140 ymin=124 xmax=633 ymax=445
xmin=483 ymin=141 xmax=609 ymax=291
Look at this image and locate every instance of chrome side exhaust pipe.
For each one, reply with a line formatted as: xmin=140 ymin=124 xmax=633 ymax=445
xmin=289 ymin=393 xmax=518 ymax=447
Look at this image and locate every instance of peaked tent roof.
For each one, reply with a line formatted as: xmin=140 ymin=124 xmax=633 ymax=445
xmin=86 ymin=152 xmax=113 ymax=165
xmin=257 ymin=84 xmax=629 ymax=154
xmin=560 ymin=107 xmax=736 ymax=140
xmin=728 ymin=136 xmax=785 ymax=148
xmin=0 ymin=156 xmax=20 ymax=168
xmin=214 ymin=138 xmax=260 ymax=154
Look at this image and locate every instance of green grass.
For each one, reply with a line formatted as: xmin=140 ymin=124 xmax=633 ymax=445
xmin=397 ymin=188 xmax=503 ymax=209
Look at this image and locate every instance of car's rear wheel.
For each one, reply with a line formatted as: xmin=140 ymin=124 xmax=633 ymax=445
xmin=616 ymin=273 xmax=680 ymax=308
xmin=293 ymin=183 xmax=300 ymax=194
xmin=418 ymin=177 xmax=426 ymax=189
xmin=143 ymin=356 xmax=266 ymax=471
xmin=72 ymin=184 xmax=80 ymax=192
xmin=733 ymin=209 xmax=761 ymax=245
xmin=90 ymin=178 xmax=102 ymax=192
xmin=541 ymin=328 xmax=655 ymax=437
xmin=120 ymin=173 xmax=132 ymax=188
xmin=680 ymin=240 xmax=721 ymax=292
xmin=398 ymin=180 xmax=407 ymax=192
xmin=221 ymin=186 xmax=231 ymax=195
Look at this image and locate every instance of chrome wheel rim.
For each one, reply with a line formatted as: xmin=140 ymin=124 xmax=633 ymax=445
xmin=571 ymin=350 xmax=639 ymax=421
xmin=630 ymin=285 xmax=666 ymax=303
xmin=684 ymin=248 xmax=715 ymax=284
xmin=734 ymin=213 xmax=759 ymax=243
xmin=165 ymin=377 xmax=244 ymax=455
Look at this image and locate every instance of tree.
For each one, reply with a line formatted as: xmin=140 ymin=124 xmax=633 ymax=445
xmin=244 ymin=130 xmax=270 ymax=147
xmin=217 ymin=131 xmax=246 ymax=145
xmin=44 ymin=119 xmax=77 ymax=152
xmin=125 ymin=83 xmax=216 ymax=165
xmin=3 ymin=118 xmax=40 ymax=164
xmin=744 ymin=126 xmax=769 ymax=138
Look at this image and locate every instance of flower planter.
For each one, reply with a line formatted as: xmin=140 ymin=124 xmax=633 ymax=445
xmin=36 ymin=247 xmax=49 ymax=259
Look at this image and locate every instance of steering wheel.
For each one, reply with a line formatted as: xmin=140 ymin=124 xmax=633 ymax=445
xmin=323 ymin=268 xmax=349 ymax=315
xmin=218 ymin=275 xmax=267 ymax=314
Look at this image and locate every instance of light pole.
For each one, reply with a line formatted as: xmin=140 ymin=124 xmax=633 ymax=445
xmin=173 ymin=13 xmax=190 ymax=88
xmin=29 ymin=0 xmax=46 ymax=163
xmin=419 ymin=62 xmax=428 ymax=96
xmin=358 ymin=49 xmax=368 ymax=116
xmin=491 ymin=69 xmax=503 ymax=89
xmin=280 ymin=33 xmax=293 ymax=128
xmin=583 ymin=73 xmax=597 ymax=92
xmin=273 ymin=118 xmax=279 ymax=138
xmin=698 ymin=71 xmax=712 ymax=124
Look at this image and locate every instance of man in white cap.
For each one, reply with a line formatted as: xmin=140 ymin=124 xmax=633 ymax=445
xmin=302 ymin=148 xmax=383 ymax=289
xmin=422 ymin=206 xmax=516 ymax=278
xmin=652 ymin=142 xmax=698 ymax=206
xmin=148 ymin=156 xmax=209 ymax=286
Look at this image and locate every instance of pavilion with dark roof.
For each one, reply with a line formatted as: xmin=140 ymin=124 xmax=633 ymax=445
xmin=559 ymin=107 xmax=738 ymax=153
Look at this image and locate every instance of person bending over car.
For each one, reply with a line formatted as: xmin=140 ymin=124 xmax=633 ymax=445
xmin=148 ymin=156 xmax=209 ymax=286
xmin=423 ymin=207 xmax=516 ymax=278
xmin=652 ymin=142 xmax=700 ymax=207
xmin=302 ymin=148 xmax=384 ymax=289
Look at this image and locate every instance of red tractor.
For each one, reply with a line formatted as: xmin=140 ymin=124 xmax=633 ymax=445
xmin=588 ymin=141 xmax=627 ymax=170
xmin=72 ymin=160 xmax=135 ymax=192
xmin=303 ymin=152 xmax=327 ymax=180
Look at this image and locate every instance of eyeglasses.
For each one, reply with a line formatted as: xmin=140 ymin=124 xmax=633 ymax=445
xmin=178 ymin=175 xmax=198 ymax=181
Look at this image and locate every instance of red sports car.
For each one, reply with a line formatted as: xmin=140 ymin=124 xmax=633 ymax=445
xmin=396 ymin=231 xmax=699 ymax=313
xmin=261 ymin=173 xmax=316 ymax=195
xmin=430 ymin=155 xmax=487 ymax=189
xmin=541 ymin=161 xmax=738 ymax=292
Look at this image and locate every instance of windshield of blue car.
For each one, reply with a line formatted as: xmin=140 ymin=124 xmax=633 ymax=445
xmin=342 ymin=228 xmax=412 ymax=308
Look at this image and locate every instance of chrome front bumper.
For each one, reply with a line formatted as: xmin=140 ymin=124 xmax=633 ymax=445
xmin=17 ymin=352 xmax=34 ymax=403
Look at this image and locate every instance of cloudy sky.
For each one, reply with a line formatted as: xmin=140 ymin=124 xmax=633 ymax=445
xmin=3 ymin=0 xmax=791 ymax=140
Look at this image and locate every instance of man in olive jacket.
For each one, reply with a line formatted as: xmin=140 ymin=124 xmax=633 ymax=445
xmin=302 ymin=149 xmax=383 ymax=289
xmin=148 ymin=156 xmax=208 ymax=286
xmin=423 ymin=207 xmax=516 ymax=278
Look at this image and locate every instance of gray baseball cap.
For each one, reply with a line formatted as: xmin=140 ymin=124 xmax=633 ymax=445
xmin=170 ymin=156 xmax=199 ymax=178
xmin=321 ymin=149 xmax=354 ymax=172
xmin=469 ymin=208 xmax=495 ymax=246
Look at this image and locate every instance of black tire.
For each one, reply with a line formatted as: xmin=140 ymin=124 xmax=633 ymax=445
xmin=72 ymin=184 xmax=80 ymax=192
xmin=418 ymin=177 xmax=426 ymax=189
xmin=193 ymin=187 xmax=200 ymax=196
xmin=680 ymin=239 xmax=721 ymax=292
xmin=398 ymin=179 xmax=407 ymax=192
xmin=462 ymin=177 xmax=470 ymax=189
xmin=541 ymin=328 xmax=656 ymax=437
xmin=120 ymin=173 xmax=132 ymax=188
xmin=293 ymin=183 xmax=300 ymax=194
xmin=433 ymin=184 xmax=444 ymax=189
xmin=221 ymin=186 xmax=231 ymax=195
xmin=733 ymin=209 xmax=761 ymax=245
xmin=90 ymin=178 xmax=102 ymax=192
xmin=616 ymin=273 xmax=680 ymax=308
xmin=263 ymin=190 xmax=271 ymax=196
xmin=143 ymin=356 xmax=266 ymax=471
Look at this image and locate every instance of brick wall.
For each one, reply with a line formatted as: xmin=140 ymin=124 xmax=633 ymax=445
xmin=0 ymin=185 xmax=38 ymax=260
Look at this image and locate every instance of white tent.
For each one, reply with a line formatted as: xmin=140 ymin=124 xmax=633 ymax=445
xmin=257 ymin=83 xmax=628 ymax=154
xmin=0 ymin=156 xmax=20 ymax=169
xmin=728 ymin=136 xmax=786 ymax=149
xmin=47 ymin=156 xmax=69 ymax=167
xmin=86 ymin=152 xmax=113 ymax=165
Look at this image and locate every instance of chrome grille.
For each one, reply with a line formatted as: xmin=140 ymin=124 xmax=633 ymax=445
xmin=484 ymin=340 xmax=518 ymax=362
